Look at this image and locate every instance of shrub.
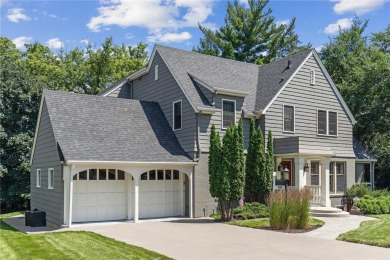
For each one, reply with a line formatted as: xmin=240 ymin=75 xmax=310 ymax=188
xmin=233 ymin=202 xmax=269 ymax=220
xmin=344 ymin=184 xmax=371 ymax=203
xmin=268 ymin=188 xmax=311 ymax=229
xmin=357 ymin=195 xmax=390 ymax=214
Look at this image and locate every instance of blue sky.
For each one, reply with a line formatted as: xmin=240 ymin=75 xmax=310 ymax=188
xmin=1 ymin=0 xmax=389 ymax=55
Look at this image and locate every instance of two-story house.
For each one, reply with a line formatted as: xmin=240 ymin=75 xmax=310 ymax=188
xmin=30 ymin=45 xmax=376 ymax=228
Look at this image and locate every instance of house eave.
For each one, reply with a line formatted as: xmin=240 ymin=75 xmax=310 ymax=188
xmin=197 ymin=107 xmax=218 ymax=115
xmin=65 ymin=160 xmax=198 ymax=166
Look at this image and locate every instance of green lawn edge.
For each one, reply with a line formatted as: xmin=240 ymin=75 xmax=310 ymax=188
xmin=337 ymin=214 xmax=390 ymax=248
xmin=228 ymin=217 xmax=324 ymax=230
xmin=0 ymin=212 xmax=172 ymax=260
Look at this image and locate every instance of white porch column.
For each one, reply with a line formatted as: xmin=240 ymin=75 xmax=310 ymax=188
xmin=127 ymin=175 xmax=132 ymax=220
xmin=134 ymin=177 xmax=139 ymax=223
xmin=320 ymin=158 xmax=331 ymax=207
xmin=189 ymin=171 xmax=193 ymax=218
xmin=63 ymin=166 xmax=69 ymax=226
xmin=275 ymin=157 xmax=282 ymax=179
xmin=295 ymin=157 xmax=305 ymax=189
xmin=180 ymin=172 xmax=184 ymax=216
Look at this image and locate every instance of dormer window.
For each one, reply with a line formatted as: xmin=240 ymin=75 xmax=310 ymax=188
xmin=310 ymin=69 xmax=315 ymax=85
xmin=155 ymin=65 xmax=159 ymax=81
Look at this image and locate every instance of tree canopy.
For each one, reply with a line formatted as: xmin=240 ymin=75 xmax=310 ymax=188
xmin=320 ymin=18 xmax=390 ymax=189
xmin=194 ymin=0 xmax=311 ymax=64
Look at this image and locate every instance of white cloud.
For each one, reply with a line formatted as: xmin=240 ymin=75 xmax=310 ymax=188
xmin=276 ymin=19 xmax=289 ymax=26
xmin=46 ymin=38 xmax=63 ymax=49
xmin=201 ymin=22 xmax=218 ymax=31
xmin=238 ymin=0 xmax=249 ymax=6
xmin=7 ymin=8 xmax=30 ymax=23
xmin=315 ymin=45 xmax=324 ymax=52
xmin=87 ymin=0 xmax=215 ymax=43
xmin=324 ymin=18 xmax=353 ymax=34
xmin=12 ymin=36 xmax=32 ymax=49
xmin=147 ymin=31 xmax=192 ymax=43
xmin=332 ymin=0 xmax=389 ymax=15
xmin=80 ymin=39 xmax=90 ymax=45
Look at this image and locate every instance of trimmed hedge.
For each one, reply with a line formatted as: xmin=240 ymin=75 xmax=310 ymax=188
xmin=233 ymin=202 xmax=269 ymax=220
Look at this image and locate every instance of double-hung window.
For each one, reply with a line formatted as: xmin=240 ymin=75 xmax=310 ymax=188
xmin=318 ymin=110 xmax=337 ymax=136
xmin=310 ymin=162 xmax=320 ymax=185
xmin=173 ymin=100 xmax=182 ymax=130
xmin=36 ymin=169 xmax=41 ymax=188
xmin=329 ymin=162 xmax=345 ymax=194
xmin=48 ymin=168 xmax=54 ymax=189
xmin=222 ymin=100 xmax=235 ymax=129
xmin=283 ymin=105 xmax=294 ymax=132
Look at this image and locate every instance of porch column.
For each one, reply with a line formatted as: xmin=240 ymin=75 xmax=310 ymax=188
xmin=127 ymin=175 xmax=132 ymax=220
xmin=295 ymin=157 xmax=305 ymax=189
xmin=320 ymin=158 xmax=331 ymax=207
xmin=134 ymin=177 xmax=139 ymax=223
xmin=180 ymin=172 xmax=184 ymax=216
xmin=275 ymin=157 xmax=282 ymax=179
xmin=371 ymin=162 xmax=375 ymax=190
xmin=63 ymin=166 xmax=69 ymax=226
xmin=189 ymin=171 xmax=193 ymax=218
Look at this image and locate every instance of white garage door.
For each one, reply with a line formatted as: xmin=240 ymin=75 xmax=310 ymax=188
xmin=139 ymin=170 xmax=183 ymax=219
xmin=72 ymin=169 xmax=127 ymax=223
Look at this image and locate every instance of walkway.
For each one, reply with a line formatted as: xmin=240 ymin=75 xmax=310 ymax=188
xmin=301 ymin=215 xmax=378 ymax=240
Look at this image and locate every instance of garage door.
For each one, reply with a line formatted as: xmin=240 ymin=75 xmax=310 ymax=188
xmin=72 ymin=169 xmax=127 ymax=223
xmin=139 ymin=169 xmax=183 ymax=219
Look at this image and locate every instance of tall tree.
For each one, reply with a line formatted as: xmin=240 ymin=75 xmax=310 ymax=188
xmin=208 ymin=124 xmax=222 ymax=199
xmin=265 ymin=131 xmax=274 ymax=197
xmin=320 ymin=18 xmax=390 ymax=189
xmin=195 ymin=0 xmax=310 ymax=64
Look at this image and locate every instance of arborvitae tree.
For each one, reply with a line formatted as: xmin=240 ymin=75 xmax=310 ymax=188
xmin=256 ymin=127 xmax=267 ymax=201
xmin=208 ymin=124 xmax=221 ymax=198
xmin=265 ymin=131 xmax=275 ymax=197
xmin=245 ymin=119 xmax=257 ymax=200
xmin=195 ymin=0 xmax=311 ymax=64
xmin=232 ymin=119 xmax=245 ymax=202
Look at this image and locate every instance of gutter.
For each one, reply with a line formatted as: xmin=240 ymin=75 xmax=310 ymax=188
xmin=194 ymin=113 xmax=201 ymax=162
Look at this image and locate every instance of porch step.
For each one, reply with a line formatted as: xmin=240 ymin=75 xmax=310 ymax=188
xmin=310 ymin=207 xmax=350 ymax=217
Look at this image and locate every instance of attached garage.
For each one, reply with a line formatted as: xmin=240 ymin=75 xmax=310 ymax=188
xmin=71 ymin=168 xmax=186 ymax=223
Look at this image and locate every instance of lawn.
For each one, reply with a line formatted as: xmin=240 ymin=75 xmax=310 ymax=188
xmin=337 ymin=214 xmax=390 ymax=248
xmin=0 ymin=212 xmax=172 ymax=260
xmin=229 ymin=217 xmax=324 ymax=230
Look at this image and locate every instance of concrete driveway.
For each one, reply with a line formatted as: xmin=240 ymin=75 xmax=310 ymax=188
xmin=69 ymin=218 xmax=389 ymax=260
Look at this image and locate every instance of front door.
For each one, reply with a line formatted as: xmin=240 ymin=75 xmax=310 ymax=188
xmin=281 ymin=160 xmax=294 ymax=186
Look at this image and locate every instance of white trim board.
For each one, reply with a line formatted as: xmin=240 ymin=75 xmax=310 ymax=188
xmin=29 ymin=95 xmax=45 ymax=165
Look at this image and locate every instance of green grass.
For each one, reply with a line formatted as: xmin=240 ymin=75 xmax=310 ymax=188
xmin=337 ymin=214 xmax=390 ymax=248
xmin=0 ymin=212 xmax=172 ymax=260
xmin=228 ymin=217 xmax=324 ymax=229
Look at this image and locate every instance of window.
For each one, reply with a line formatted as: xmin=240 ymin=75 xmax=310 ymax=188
xmin=173 ymin=100 xmax=182 ymax=130
xmin=165 ymin=170 xmax=172 ymax=180
xmin=48 ymin=168 xmax=54 ymax=189
xmin=222 ymin=100 xmax=235 ymax=129
xmin=328 ymin=112 xmax=337 ymax=136
xmin=283 ymin=105 xmax=294 ymax=132
xmin=36 ymin=169 xmax=41 ymax=188
xmin=89 ymin=169 xmax=97 ymax=180
xmin=149 ymin=170 xmax=156 ymax=180
xmin=310 ymin=69 xmax=315 ymax=85
xmin=79 ymin=170 xmax=87 ymax=180
xmin=108 ymin=169 xmax=116 ymax=180
xmin=157 ymin=170 xmax=164 ymax=180
xmin=99 ymin=169 xmax=107 ymax=180
xmin=118 ymin=170 xmax=125 ymax=180
xmin=173 ymin=170 xmax=180 ymax=180
xmin=155 ymin=65 xmax=158 ymax=80
xmin=318 ymin=110 xmax=337 ymax=136
xmin=310 ymin=162 xmax=320 ymax=185
xmin=356 ymin=163 xmax=371 ymax=185
xmin=318 ymin=110 xmax=327 ymax=135
xmin=330 ymin=162 xmax=345 ymax=194
xmin=141 ymin=172 xmax=148 ymax=180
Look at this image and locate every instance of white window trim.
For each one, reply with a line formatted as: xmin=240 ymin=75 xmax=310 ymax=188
xmin=221 ymin=99 xmax=236 ymax=130
xmin=310 ymin=69 xmax=315 ymax=85
xmin=173 ymin=100 xmax=182 ymax=131
xmin=155 ymin=65 xmax=158 ymax=81
xmin=330 ymin=161 xmax=346 ymax=194
xmin=282 ymin=104 xmax=295 ymax=133
xmin=36 ymin=169 xmax=41 ymax=188
xmin=317 ymin=110 xmax=338 ymax=137
xmin=48 ymin=168 xmax=54 ymax=189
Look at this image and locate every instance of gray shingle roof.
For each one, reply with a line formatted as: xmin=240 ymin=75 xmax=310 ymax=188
xmin=156 ymin=45 xmax=312 ymax=111
xmin=43 ymin=90 xmax=192 ymax=162
xmin=353 ymin=138 xmax=376 ymax=160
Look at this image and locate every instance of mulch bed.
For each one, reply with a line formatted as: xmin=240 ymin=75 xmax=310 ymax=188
xmin=258 ymin=225 xmax=321 ymax=233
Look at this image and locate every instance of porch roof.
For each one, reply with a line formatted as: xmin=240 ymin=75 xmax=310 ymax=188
xmin=43 ymin=90 xmax=192 ymax=163
xmin=353 ymin=139 xmax=376 ymax=161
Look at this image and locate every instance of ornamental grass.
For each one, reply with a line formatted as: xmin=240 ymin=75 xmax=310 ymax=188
xmin=269 ymin=188 xmax=312 ymax=230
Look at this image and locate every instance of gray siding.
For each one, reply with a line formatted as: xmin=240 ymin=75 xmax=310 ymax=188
xmin=194 ymin=153 xmax=217 ymax=217
xmin=133 ymin=52 xmax=196 ymax=156
xmin=264 ymin=54 xmax=355 ymax=158
xmin=199 ymin=95 xmax=250 ymax=152
xmin=30 ymin=101 xmax=63 ymax=227
xmin=106 ymin=82 xmax=132 ymax=99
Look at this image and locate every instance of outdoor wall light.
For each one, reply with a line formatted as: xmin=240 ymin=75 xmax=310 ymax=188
xmin=283 ymin=167 xmax=289 ymax=181
xmin=303 ymin=163 xmax=309 ymax=173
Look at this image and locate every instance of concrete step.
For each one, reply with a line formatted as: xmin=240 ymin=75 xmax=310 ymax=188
xmin=310 ymin=206 xmax=350 ymax=217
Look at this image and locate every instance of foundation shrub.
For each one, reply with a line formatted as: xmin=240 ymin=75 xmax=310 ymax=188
xmin=358 ymin=195 xmax=390 ymax=214
xmin=233 ymin=202 xmax=269 ymax=220
xmin=269 ymin=188 xmax=311 ymax=229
